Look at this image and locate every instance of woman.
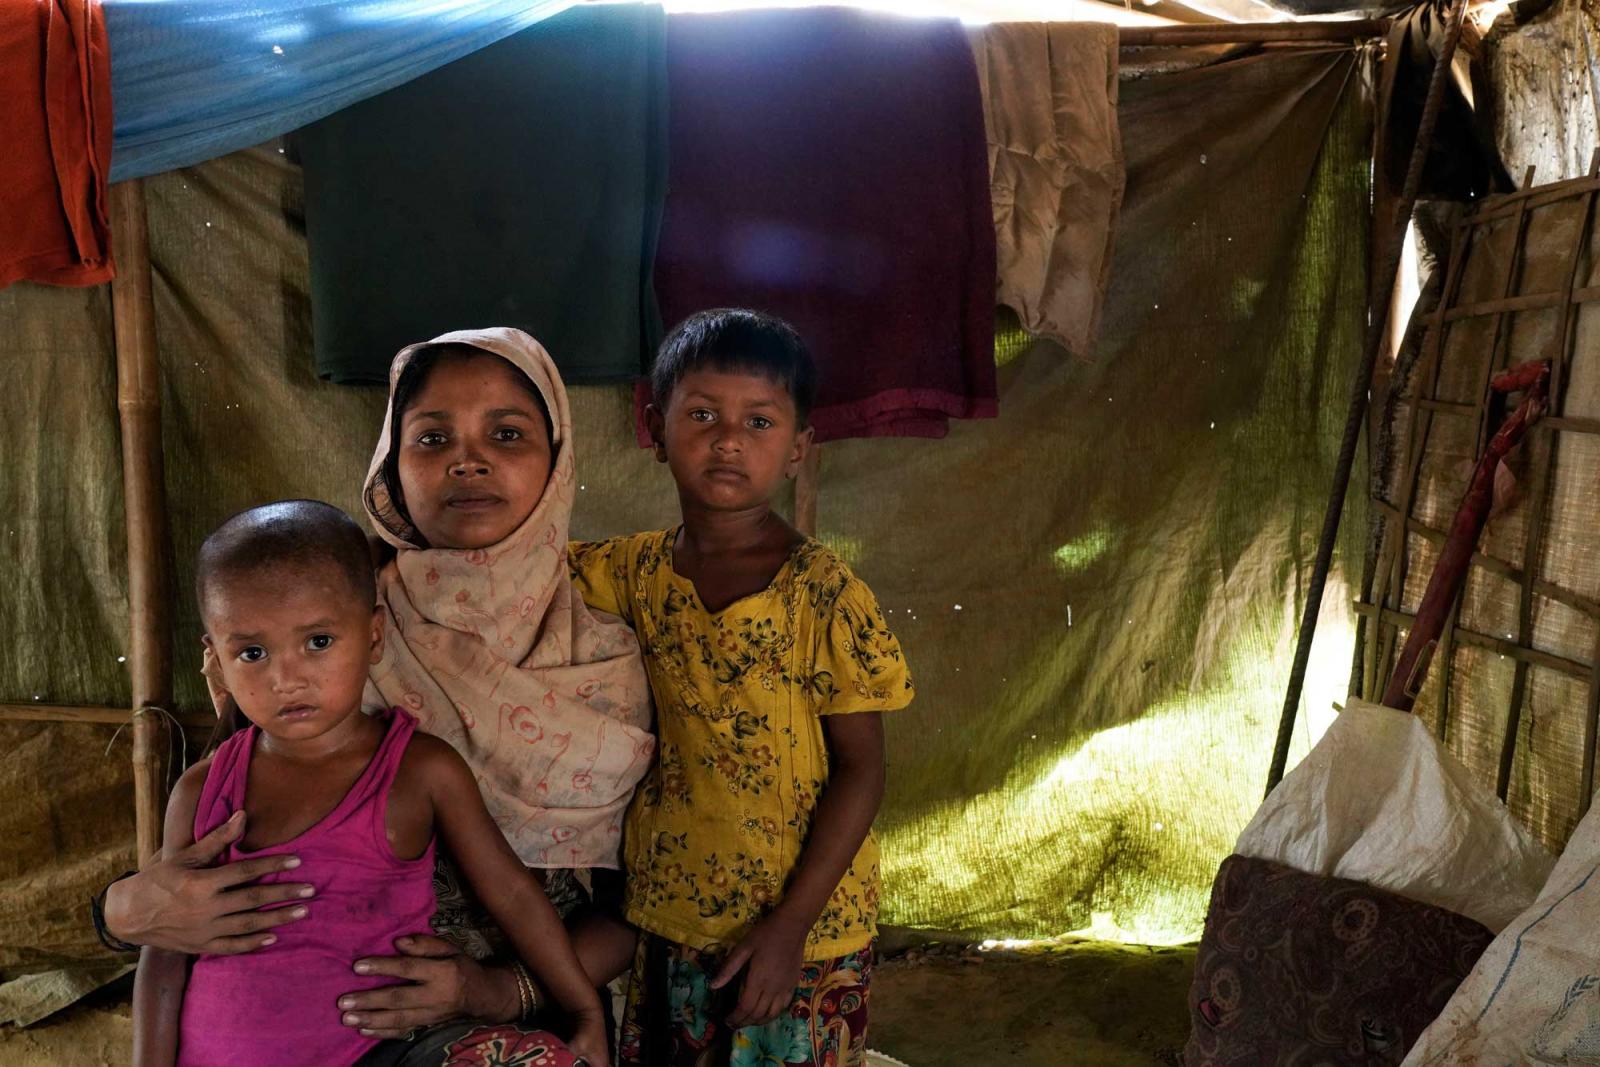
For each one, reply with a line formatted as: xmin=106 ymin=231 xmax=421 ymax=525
xmin=102 ymin=329 xmax=654 ymax=1054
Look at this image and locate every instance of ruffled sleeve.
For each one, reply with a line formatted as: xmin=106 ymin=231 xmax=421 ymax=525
xmin=809 ymin=576 xmax=914 ymax=716
xmin=569 ymin=536 xmax=634 ymax=624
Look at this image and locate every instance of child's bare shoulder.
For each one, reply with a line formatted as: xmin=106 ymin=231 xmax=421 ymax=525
xmin=170 ymin=755 xmax=215 ymax=807
xmin=397 ymin=730 xmax=475 ymax=793
xmin=160 ymin=755 xmax=217 ymax=853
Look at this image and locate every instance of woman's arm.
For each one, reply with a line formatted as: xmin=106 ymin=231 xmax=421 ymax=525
xmin=103 ymin=816 xmax=312 ymax=953
xmin=711 ymin=711 xmax=886 ymax=1027
xmin=132 ymin=763 xmax=209 ymax=1067
xmin=414 ymin=737 xmax=609 ymax=1062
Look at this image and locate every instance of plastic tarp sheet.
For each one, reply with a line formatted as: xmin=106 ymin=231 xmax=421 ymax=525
xmin=0 ymin=45 xmax=1372 ymax=985
xmin=105 ymin=0 xmax=572 ymax=181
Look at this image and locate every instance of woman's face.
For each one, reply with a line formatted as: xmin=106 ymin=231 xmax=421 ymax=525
xmin=394 ymin=352 xmax=553 ymax=550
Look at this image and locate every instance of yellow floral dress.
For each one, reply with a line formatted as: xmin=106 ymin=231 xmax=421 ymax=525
xmin=569 ymin=530 xmax=913 ymax=960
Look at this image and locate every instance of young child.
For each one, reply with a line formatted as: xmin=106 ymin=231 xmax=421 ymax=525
xmin=570 ymin=309 xmax=914 ymax=1066
xmin=133 ymin=501 xmax=610 ymax=1067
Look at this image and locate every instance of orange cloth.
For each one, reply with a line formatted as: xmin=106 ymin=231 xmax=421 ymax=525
xmin=1 ymin=0 xmax=114 ymax=289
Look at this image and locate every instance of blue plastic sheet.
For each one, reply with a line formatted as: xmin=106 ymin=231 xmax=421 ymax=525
xmin=105 ymin=0 xmax=573 ymax=181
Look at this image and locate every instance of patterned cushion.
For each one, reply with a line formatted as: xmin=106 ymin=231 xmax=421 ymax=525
xmin=1185 ymin=854 xmax=1494 ymax=1066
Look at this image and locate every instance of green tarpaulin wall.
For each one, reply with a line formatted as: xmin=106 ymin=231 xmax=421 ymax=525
xmin=0 ymin=44 xmax=1371 ymax=978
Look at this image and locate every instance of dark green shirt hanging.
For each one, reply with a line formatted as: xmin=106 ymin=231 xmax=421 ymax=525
xmin=297 ymin=3 xmax=666 ymax=384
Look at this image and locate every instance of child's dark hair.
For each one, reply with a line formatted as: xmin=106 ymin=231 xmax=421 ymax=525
xmin=196 ymin=500 xmax=376 ymax=751
xmin=373 ymin=343 xmax=552 ymax=542
xmin=651 ymin=309 xmax=816 ymax=424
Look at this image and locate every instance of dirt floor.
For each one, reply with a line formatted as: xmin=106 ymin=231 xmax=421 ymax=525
xmin=0 ymin=940 xmax=1196 ymax=1066
xmin=871 ymin=940 xmax=1195 ymax=1066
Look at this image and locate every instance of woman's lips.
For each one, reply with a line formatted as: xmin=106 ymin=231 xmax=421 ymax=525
xmin=444 ymin=494 xmax=502 ymax=511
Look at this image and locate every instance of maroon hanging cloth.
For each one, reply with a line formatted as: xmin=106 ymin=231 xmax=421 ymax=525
xmin=0 ymin=0 xmax=114 ymax=290
xmin=640 ymin=8 xmax=997 ymax=444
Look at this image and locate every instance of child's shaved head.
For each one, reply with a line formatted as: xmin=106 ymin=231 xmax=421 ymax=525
xmin=196 ymin=500 xmax=376 ymax=619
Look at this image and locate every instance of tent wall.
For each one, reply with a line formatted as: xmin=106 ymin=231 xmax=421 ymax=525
xmin=0 ymin=44 xmax=1372 ymax=970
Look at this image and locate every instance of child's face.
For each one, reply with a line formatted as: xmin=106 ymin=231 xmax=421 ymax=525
xmin=202 ymin=563 xmax=382 ymax=743
xmin=651 ymin=368 xmax=811 ymax=511
xmin=396 ymin=354 xmax=553 ymax=550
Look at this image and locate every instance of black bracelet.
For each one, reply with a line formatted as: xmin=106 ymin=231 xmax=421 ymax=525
xmin=90 ymin=871 xmax=141 ymax=954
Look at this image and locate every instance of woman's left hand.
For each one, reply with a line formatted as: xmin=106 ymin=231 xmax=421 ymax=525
xmin=339 ymin=934 xmax=519 ymax=1038
xmin=709 ymin=913 xmax=808 ymax=1029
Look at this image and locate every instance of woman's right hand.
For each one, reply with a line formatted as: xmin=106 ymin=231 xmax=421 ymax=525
xmin=567 ymin=1009 xmax=611 ymax=1067
xmin=341 ymin=934 xmax=522 ymax=1038
xmin=103 ymin=810 xmax=313 ymax=954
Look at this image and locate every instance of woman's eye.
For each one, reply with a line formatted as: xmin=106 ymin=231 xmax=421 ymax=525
xmin=238 ymin=646 xmax=267 ymax=663
xmin=492 ymin=427 xmax=522 ymax=443
xmin=417 ymin=431 xmax=446 ymax=447
xmin=307 ymin=634 xmax=334 ymax=652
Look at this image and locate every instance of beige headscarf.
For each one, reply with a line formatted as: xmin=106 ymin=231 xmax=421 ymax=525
xmin=362 ymin=328 xmax=654 ymax=869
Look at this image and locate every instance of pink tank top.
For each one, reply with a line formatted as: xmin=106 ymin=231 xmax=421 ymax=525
xmin=178 ymin=709 xmax=437 ymax=1067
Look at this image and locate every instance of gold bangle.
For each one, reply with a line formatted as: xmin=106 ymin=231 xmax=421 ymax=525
xmin=512 ymin=961 xmax=535 ymax=1021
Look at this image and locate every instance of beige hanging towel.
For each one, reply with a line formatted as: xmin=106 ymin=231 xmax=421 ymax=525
xmin=969 ymin=22 xmax=1124 ymax=360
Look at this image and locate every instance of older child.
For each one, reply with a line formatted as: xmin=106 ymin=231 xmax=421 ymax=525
xmin=571 ymin=309 xmax=914 ymax=1066
xmin=132 ymin=501 xmax=608 ymax=1067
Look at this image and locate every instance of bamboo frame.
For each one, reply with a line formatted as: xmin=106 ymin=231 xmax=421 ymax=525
xmin=108 ymin=180 xmax=175 ymax=867
xmin=1118 ymin=19 xmax=1390 ymax=48
xmin=1494 ymin=158 xmax=1598 ymax=799
xmin=0 ymin=703 xmax=213 ymax=731
xmin=1354 ymin=602 xmax=1593 ymax=682
xmin=1362 ymin=155 xmax=1600 ymax=822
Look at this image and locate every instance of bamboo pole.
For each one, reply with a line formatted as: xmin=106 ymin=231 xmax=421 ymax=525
xmin=0 ymin=703 xmax=212 ymax=730
xmin=1264 ymin=0 xmax=1469 ymax=796
xmin=108 ymin=179 xmax=173 ymax=867
xmin=795 ymin=445 xmax=821 ymax=537
xmin=1118 ymin=19 xmax=1390 ymax=47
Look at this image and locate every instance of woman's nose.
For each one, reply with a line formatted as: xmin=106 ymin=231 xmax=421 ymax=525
xmin=448 ymin=451 xmax=490 ymax=477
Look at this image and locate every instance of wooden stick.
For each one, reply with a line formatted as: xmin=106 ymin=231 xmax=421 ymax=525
xmin=1363 ymin=220 xmax=1469 ymax=701
xmin=1263 ymin=0 xmax=1471 ymax=796
xmin=109 ymin=179 xmax=174 ymax=867
xmin=1118 ymin=19 xmax=1390 ymax=47
xmin=1443 ymin=284 xmax=1600 ymax=322
xmin=0 ymin=703 xmax=213 ymax=730
xmin=1458 ymin=173 xmax=1600 ymax=226
xmin=795 ymin=445 xmax=821 ymax=537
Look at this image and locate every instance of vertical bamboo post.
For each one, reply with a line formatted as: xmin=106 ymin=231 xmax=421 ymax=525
xmin=108 ymin=179 xmax=173 ymax=866
xmin=795 ymin=445 xmax=821 ymax=537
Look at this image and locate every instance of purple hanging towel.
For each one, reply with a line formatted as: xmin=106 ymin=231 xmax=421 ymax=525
xmin=642 ymin=7 xmax=998 ymax=444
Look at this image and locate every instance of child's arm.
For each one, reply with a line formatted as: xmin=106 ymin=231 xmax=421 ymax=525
xmin=711 ymin=712 xmax=886 ymax=1027
xmin=411 ymin=736 xmax=611 ymax=1067
xmin=133 ymin=760 xmax=213 ymax=1067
